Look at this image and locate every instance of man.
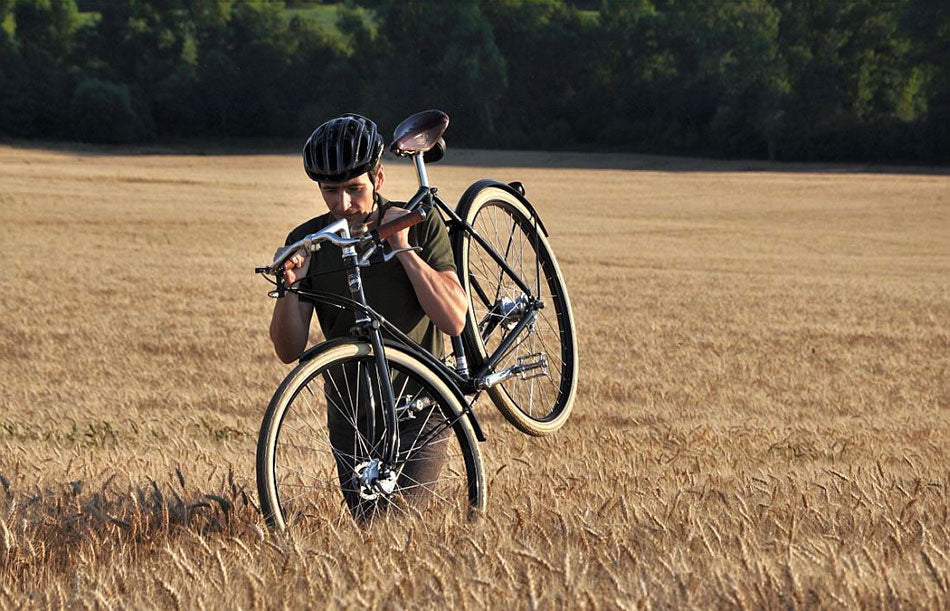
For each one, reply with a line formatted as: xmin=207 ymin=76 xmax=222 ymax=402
xmin=270 ymin=113 xmax=466 ymax=361
xmin=269 ymin=113 xmax=466 ymax=516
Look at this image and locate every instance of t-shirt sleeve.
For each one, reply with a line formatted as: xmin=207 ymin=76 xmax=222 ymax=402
xmin=415 ymin=210 xmax=456 ymax=273
xmin=285 ymin=224 xmax=308 ymax=247
xmin=285 ymin=214 xmax=331 ymax=246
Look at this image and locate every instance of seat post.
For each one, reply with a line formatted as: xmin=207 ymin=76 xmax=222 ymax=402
xmin=412 ymin=154 xmax=429 ymax=187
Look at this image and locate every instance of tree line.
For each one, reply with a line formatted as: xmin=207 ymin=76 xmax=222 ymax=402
xmin=0 ymin=0 xmax=947 ymax=163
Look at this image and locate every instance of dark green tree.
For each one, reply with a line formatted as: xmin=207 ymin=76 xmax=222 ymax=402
xmin=774 ymin=0 xmax=924 ymax=160
xmin=193 ymin=0 xmax=298 ymax=135
xmin=704 ymin=0 xmax=790 ymax=159
xmin=0 ymin=0 xmax=943 ymax=162
xmin=596 ymin=0 xmax=678 ymax=148
xmin=84 ymin=0 xmax=196 ymax=137
xmin=288 ymin=11 xmax=354 ymax=134
xmin=3 ymin=0 xmax=80 ymax=137
xmin=483 ymin=0 xmax=600 ymax=147
xmin=70 ymin=77 xmax=141 ymax=142
xmin=359 ymin=0 xmax=507 ymax=144
xmin=12 ymin=0 xmax=78 ymax=58
xmin=901 ymin=0 xmax=950 ymax=160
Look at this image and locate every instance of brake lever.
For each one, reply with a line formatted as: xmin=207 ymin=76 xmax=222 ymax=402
xmin=267 ymin=266 xmax=288 ymax=298
xmin=383 ymin=247 xmax=421 ymax=262
xmin=357 ymin=243 xmax=378 ymax=267
xmin=359 ymin=246 xmax=422 ymax=267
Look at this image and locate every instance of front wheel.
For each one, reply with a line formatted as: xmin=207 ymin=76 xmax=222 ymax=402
xmin=256 ymin=341 xmax=486 ymax=531
xmin=455 ymin=186 xmax=578 ymax=436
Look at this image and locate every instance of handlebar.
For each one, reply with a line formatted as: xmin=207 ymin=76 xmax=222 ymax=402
xmin=256 ymin=209 xmax=427 ymax=275
xmin=376 ymin=209 xmax=426 ymax=240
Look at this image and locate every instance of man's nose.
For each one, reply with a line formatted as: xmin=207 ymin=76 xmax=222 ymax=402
xmin=329 ymin=192 xmax=346 ymax=213
xmin=336 ymin=190 xmax=352 ymax=212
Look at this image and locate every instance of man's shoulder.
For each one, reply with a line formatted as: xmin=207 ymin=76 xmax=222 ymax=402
xmin=378 ymin=196 xmax=405 ymax=214
xmin=418 ymin=203 xmax=450 ymax=235
xmin=286 ymin=213 xmax=333 ymax=245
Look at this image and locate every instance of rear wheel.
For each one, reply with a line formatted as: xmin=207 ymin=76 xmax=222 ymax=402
xmin=455 ymin=186 xmax=578 ymax=436
xmin=257 ymin=342 xmax=485 ymax=531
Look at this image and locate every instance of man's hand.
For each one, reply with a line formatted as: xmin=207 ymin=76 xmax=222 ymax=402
xmin=277 ymin=247 xmax=310 ymax=285
xmin=379 ymin=206 xmax=412 ymax=250
xmin=270 ymin=246 xmax=315 ymax=363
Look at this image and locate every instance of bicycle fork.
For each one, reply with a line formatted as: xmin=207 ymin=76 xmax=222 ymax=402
xmin=341 ymin=243 xmax=401 ymax=467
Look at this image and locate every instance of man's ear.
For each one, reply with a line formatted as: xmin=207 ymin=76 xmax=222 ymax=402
xmin=374 ymin=164 xmax=385 ymax=191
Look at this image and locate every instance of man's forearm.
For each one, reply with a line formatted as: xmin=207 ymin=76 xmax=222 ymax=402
xmin=270 ymin=293 xmax=311 ymax=363
xmin=396 ymin=250 xmax=467 ymax=336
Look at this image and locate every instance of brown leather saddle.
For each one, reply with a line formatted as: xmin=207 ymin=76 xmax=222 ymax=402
xmin=390 ymin=109 xmax=449 ymax=163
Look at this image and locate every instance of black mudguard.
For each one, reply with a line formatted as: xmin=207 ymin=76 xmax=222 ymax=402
xmin=454 ymin=179 xmax=550 ymax=237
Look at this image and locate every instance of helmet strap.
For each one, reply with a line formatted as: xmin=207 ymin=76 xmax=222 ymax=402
xmin=353 ymin=192 xmax=379 ymax=235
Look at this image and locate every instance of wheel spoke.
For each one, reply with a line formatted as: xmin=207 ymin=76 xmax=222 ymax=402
xmin=462 ymin=196 xmax=576 ymax=435
xmin=260 ymin=352 xmax=482 ymax=529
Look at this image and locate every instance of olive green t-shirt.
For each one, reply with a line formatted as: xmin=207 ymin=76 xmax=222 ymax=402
xmin=285 ymin=196 xmax=457 ymax=357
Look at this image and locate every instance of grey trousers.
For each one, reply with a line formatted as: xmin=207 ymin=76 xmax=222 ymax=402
xmin=322 ymin=364 xmax=448 ymax=518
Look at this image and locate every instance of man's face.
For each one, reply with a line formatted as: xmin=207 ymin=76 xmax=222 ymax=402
xmin=318 ymin=167 xmax=382 ymax=225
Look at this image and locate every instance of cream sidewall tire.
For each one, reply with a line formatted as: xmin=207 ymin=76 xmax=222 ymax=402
xmin=256 ymin=342 xmax=486 ymax=531
xmin=457 ymin=187 xmax=578 ymax=436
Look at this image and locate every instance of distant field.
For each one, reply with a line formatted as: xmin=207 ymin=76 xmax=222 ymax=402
xmin=0 ymin=144 xmax=948 ymax=606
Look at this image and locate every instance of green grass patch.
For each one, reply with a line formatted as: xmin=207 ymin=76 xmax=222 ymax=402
xmin=578 ymin=9 xmax=600 ymax=24
xmin=284 ymin=3 xmax=377 ymax=36
xmin=76 ymin=10 xmax=100 ymax=27
xmin=284 ymin=4 xmax=341 ymax=29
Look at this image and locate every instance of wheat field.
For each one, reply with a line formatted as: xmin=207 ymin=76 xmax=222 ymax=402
xmin=0 ymin=142 xmax=948 ymax=608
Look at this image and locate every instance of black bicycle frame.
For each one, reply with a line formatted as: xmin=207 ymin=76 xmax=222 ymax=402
xmin=385 ymin=187 xmax=545 ymax=378
xmin=336 ymin=243 xmax=402 ymax=464
xmin=402 ymin=186 xmax=536 ymax=299
xmin=290 ymin=184 xmax=545 ymax=463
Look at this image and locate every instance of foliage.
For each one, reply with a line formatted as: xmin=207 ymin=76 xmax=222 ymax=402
xmin=0 ymin=0 xmax=944 ymax=162
xmin=69 ymin=77 xmax=141 ymax=142
xmin=359 ymin=0 xmax=507 ymax=144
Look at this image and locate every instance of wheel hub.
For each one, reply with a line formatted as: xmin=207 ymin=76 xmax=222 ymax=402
xmin=354 ymin=459 xmax=398 ymax=500
xmin=498 ymin=294 xmax=529 ymax=330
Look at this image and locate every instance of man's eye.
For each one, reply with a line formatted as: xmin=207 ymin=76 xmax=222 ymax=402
xmin=347 ymin=186 xmax=364 ymax=193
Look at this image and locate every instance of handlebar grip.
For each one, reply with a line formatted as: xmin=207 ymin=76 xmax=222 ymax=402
xmin=375 ymin=209 xmax=426 ymax=240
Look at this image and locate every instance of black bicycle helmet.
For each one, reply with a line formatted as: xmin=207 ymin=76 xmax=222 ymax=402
xmin=303 ymin=114 xmax=385 ymax=183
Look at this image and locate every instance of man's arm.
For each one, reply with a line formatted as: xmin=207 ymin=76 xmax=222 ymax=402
xmin=395 ymin=250 xmax=467 ymax=336
xmin=269 ymin=249 xmax=314 ymax=363
xmin=382 ymin=206 xmax=467 ymax=336
xmin=270 ymin=293 xmax=314 ymax=363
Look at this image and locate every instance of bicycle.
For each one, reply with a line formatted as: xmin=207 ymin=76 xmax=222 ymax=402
xmin=255 ymin=110 xmax=578 ymax=530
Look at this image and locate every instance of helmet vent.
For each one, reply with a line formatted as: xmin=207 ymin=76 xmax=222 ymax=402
xmin=303 ymin=114 xmax=383 ymax=183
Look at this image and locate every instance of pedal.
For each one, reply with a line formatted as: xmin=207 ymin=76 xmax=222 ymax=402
xmin=476 ymin=352 xmax=548 ymax=390
xmin=516 ymin=352 xmax=548 ymax=380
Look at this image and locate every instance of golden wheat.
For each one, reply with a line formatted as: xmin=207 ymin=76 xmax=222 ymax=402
xmin=0 ymin=142 xmax=948 ymax=607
